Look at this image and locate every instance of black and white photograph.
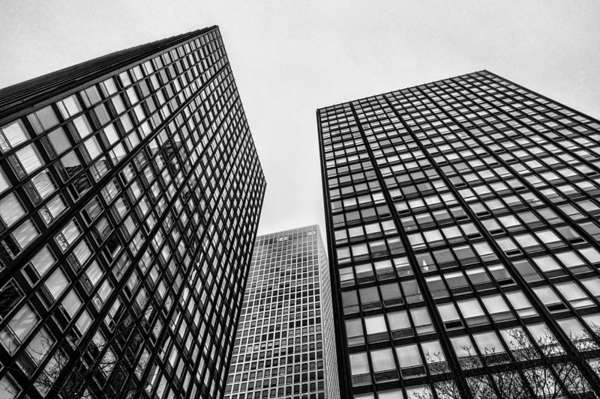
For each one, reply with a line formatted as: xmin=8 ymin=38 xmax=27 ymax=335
xmin=0 ymin=1 xmax=599 ymax=398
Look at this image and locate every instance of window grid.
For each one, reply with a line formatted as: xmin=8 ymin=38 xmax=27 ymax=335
xmin=0 ymin=27 xmax=266 ymax=399
xmin=224 ymin=226 xmax=339 ymax=399
xmin=318 ymin=70 xmax=600 ymax=399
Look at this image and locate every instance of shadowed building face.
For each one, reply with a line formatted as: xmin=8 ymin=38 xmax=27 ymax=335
xmin=0 ymin=26 xmax=265 ymax=399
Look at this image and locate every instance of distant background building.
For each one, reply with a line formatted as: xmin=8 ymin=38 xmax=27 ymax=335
xmin=0 ymin=26 xmax=265 ymax=399
xmin=224 ymin=225 xmax=339 ymax=399
xmin=317 ymin=70 xmax=600 ymax=398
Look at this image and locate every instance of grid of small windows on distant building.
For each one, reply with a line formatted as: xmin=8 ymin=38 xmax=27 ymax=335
xmin=318 ymin=70 xmax=600 ymax=398
xmin=0 ymin=27 xmax=265 ymax=399
xmin=224 ymin=226 xmax=339 ymax=399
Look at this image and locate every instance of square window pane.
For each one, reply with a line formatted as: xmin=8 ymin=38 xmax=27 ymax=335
xmin=1 ymin=120 xmax=28 ymax=150
xmin=16 ymin=145 xmax=43 ymax=174
xmin=13 ymin=220 xmax=38 ymax=248
xmin=0 ymin=193 xmax=25 ymax=227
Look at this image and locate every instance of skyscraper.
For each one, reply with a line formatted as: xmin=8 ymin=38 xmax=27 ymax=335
xmin=224 ymin=225 xmax=339 ymax=399
xmin=0 ymin=26 xmax=265 ymax=399
xmin=317 ymin=70 xmax=600 ymax=398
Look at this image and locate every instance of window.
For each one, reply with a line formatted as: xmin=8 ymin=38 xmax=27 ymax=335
xmin=556 ymin=251 xmax=587 ymax=273
xmin=557 ymin=318 xmax=597 ymax=351
xmin=360 ymin=287 xmax=381 ymax=310
xmin=526 ymin=323 xmax=563 ymax=356
xmin=58 ymin=95 xmax=82 ymax=118
xmin=342 ymin=291 xmax=359 ymax=314
xmin=445 ymin=271 xmax=470 ymax=293
xmin=533 ymin=286 xmax=564 ymax=311
xmin=0 ymin=304 xmax=39 ymax=354
xmin=426 ymin=275 xmax=448 ymax=299
xmin=380 ymin=283 xmax=402 ymax=307
xmin=473 ymin=332 xmax=507 ymax=364
xmin=457 ymin=299 xmax=487 ymax=326
xmin=370 ymin=348 xmax=397 ymax=382
xmin=532 ymin=255 xmax=561 ymax=273
xmin=433 ymin=248 xmax=456 ymax=269
xmin=62 ymin=290 xmax=82 ymax=320
xmin=56 ymin=220 xmax=81 ymax=251
xmin=32 ymin=106 xmax=59 ymax=130
xmin=513 ymin=259 xmax=540 ymax=282
xmin=44 ymin=268 xmax=69 ymax=301
xmin=48 ymin=127 xmax=71 ymax=155
xmin=488 ymin=264 xmax=512 ymax=284
xmin=352 ymin=243 xmax=368 ymax=258
xmin=364 ymin=315 xmax=387 ymax=343
xmin=355 ymin=263 xmax=374 ymax=283
xmin=482 ymin=295 xmax=512 ymax=322
xmin=23 ymin=327 xmax=55 ymax=370
xmin=345 ymin=319 xmax=364 ymax=346
xmin=580 ymin=247 xmax=600 ymax=264
xmin=0 ymin=168 xmax=10 ymax=193
xmin=374 ymin=259 xmax=394 ymax=280
xmin=387 ymin=310 xmax=411 ymax=339
xmin=401 ymin=280 xmax=422 ymax=303
xmin=0 ymin=374 xmax=20 ymax=399
xmin=581 ymin=278 xmax=600 ymax=297
xmin=438 ymin=302 xmax=461 ymax=329
xmin=411 ymin=307 xmax=434 ymax=334
xmin=339 ymin=267 xmax=354 ymax=288
xmin=422 ymin=340 xmax=447 ymax=374
xmin=0 ymin=193 xmax=25 ymax=227
xmin=395 ymin=344 xmax=424 ymax=377
xmin=0 ymin=120 xmax=28 ymax=151
xmin=499 ymin=327 xmax=534 ymax=361
xmin=451 ymin=335 xmax=480 ymax=369
xmin=12 ymin=220 xmax=39 ymax=249
xmin=555 ymin=282 xmax=593 ymax=309
xmin=16 ymin=145 xmax=43 ymax=175
xmin=350 ymin=352 xmax=370 ymax=386
xmin=406 ymin=386 xmax=432 ymax=399
xmin=31 ymin=170 xmax=56 ymax=199
xmin=535 ymin=230 xmax=561 ymax=248
xmin=466 ymin=267 xmax=491 ymax=288
xmin=424 ymin=229 xmax=444 ymax=245
xmin=378 ymin=389 xmax=404 ymax=399
xmin=505 ymin=291 xmax=536 ymax=318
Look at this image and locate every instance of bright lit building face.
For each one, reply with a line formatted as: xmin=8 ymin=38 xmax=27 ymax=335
xmin=225 ymin=226 xmax=339 ymax=399
xmin=318 ymin=70 xmax=600 ymax=398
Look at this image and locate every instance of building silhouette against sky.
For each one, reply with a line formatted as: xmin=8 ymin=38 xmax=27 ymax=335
xmin=0 ymin=26 xmax=265 ymax=399
xmin=317 ymin=70 xmax=600 ymax=398
xmin=224 ymin=225 xmax=339 ymax=399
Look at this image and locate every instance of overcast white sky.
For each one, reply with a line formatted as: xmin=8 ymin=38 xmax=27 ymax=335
xmin=1 ymin=0 xmax=599 ymax=236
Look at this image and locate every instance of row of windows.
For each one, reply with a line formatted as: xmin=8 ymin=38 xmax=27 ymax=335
xmin=349 ymin=314 xmax=600 ymax=387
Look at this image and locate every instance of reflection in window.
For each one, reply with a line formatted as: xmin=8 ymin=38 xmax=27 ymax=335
xmin=0 ymin=120 xmax=29 ymax=151
xmin=396 ymin=344 xmax=424 ymax=378
xmin=0 ymin=304 xmax=39 ymax=354
xmin=0 ymin=193 xmax=25 ymax=227
xmin=350 ymin=352 xmax=369 ymax=386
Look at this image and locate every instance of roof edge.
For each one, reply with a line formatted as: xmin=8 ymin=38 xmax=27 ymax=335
xmin=0 ymin=26 xmax=218 ymax=118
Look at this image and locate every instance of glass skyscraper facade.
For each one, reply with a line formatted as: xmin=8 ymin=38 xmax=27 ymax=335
xmin=224 ymin=225 xmax=339 ymax=399
xmin=317 ymin=70 xmax=600 ymax=398
xmin=0 ymin=26 xmax=265 ymax=399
